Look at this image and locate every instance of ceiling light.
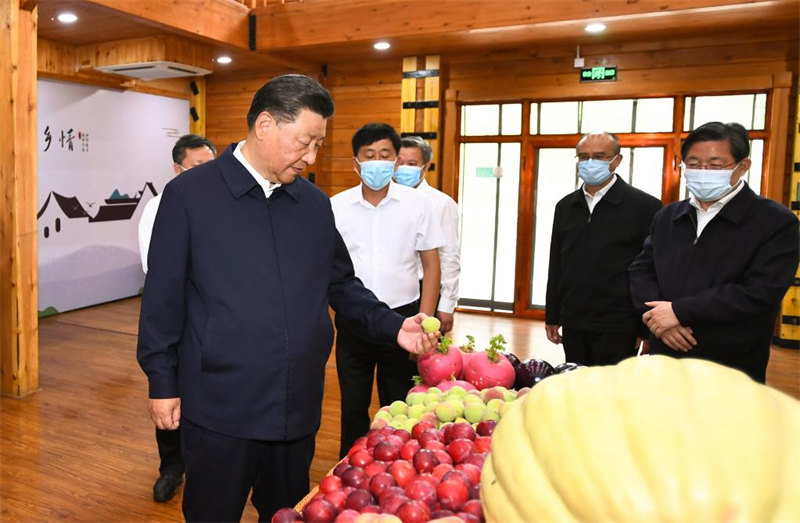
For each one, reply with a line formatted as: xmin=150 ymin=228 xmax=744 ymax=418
xmin=216 ymin=56 xmax=232 ymax=64
xmin=373 ymin=41 xmax=391 ymax=51
xmin=57 ymin=12 xmax=78 ymax=23
xmin=585 ymin=22 xmax=606 ymax=33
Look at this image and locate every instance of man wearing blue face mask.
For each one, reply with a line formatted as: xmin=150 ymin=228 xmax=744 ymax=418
xmin=630 ymin=122 xmax=799 ymax=382
xmin=396 ymin=136 xmax=461 ymax=335
xmin=331 ymin=123 xmax=444 ymax=457
xmin=545 ymin=132 xmax=662 ymax=366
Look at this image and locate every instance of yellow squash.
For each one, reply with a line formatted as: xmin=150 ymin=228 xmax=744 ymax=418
xmin=481 ymin=355 xmax=800 ymax=522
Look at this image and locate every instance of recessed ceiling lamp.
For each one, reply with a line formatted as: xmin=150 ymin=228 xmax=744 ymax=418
xmin=585 ymin=22 xmax=606 ymax=33
xmin=374 ymin=41 xmax=391 ymax=51
xmin=57 ymin=12 xmax=78 ymax=23
xmin=216 ymin=56 xmax=233 ymax=64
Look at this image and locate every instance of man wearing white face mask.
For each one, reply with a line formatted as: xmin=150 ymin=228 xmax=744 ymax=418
xmin=630 ymin=121 xmax=799 ymax=383
xmin=545 ymin=132 xmax=662 ymax=366
xmin=331 ymin=123 xmax=444 ymax=457
xmin=395 ymin=136 xmax=461 ymax=335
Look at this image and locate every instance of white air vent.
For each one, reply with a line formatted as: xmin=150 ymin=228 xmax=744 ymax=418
xmin=94 ymin=61 xmax=212 ymax=81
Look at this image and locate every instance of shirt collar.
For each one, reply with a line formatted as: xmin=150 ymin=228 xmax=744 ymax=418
xmin=582 ymin=174 xmax=617 ymax=200
xmin=347 ymin=181 xmax=405 ymax=206
xmin=689 ymin=179 xmax=744 ymax=213
xmin=233 ymin=141 xmax=282 ymax=198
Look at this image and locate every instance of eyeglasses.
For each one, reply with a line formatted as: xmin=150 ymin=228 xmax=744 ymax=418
xmin=576 ymin=153 xmax=615 ymax=162
xmin=682 ymin=161 xmax=737 ymax=170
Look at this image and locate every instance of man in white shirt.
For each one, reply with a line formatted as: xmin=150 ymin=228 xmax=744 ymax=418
xmin=136 ymin=133 xmax=215 ymax=503
xmin=138 ymin=134 xmax=216 ymax=274
xmin=331 ymin=123 xmax=444 ymax=458
xmin=395 ymin=136 xmax=461 ymax=334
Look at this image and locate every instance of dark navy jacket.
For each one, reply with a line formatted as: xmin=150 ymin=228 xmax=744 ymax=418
xmin=629 ymin=183 xmax=799 ymax=382
xmin=137 ymin=145 xmax=403 ymax=440
xmin=545 ymin=176 xmax=662 ymax=334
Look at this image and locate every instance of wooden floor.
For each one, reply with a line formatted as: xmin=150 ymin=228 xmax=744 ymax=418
xmin=1 ymin=297 xmax=798 ymax=522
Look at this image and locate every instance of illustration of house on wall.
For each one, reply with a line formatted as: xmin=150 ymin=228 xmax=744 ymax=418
xmin=37 ymin=182 xmax=158 ymax=239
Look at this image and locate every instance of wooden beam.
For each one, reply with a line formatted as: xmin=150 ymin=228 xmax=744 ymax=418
xmin=190 ymin=76 xmax=207 ymax=137
xmin=84 ymin=0 xmax=251 ymax=50
xmin=253 ymin=0 xmax=772 ymax=50
xmin=1 ymin=0 xmax=39 ymax=397
xmin=763 ymin=71 xmax=793 ymax=203
xmin=75 ymin=35 xmax=214 ymax=71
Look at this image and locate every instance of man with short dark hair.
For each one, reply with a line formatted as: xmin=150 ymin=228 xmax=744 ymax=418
xmin=331 ymin=123 xmax=443 ymax=458
xmin=545 ymin=132 xmax=662 ymax=366
xmin=395 ymin=136 xmax=461 ymax=334
xmin=137 ymin=75 xmax=438 ymax=521
xmin=630 ymin=121 xmax=799 ymax=382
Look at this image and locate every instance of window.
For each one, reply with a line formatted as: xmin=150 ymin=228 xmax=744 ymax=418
xmin=684 ymin=94 xmax=767 ymax=131
xmin=534 ymin=97 xmax=674 ymax=135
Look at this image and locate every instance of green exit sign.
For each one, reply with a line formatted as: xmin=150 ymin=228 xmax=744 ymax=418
xmin=580 ymin=66 xmax=617 ymax=82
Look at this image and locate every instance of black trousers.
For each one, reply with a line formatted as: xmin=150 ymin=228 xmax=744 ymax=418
xmin=335 ymin=301 xmax=419 ymax=459
xmin=155 ymin=427 xmax=184 ymax=476
xmin=561 ymin=328 xmax=639 ymax=366
xmin=180 ymin=417 xmax=315 ymax=523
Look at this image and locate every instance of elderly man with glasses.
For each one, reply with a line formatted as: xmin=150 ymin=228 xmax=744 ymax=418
xmin=545 ymin=132 xmax=662 ymax=366
xmin=630 ymin=121 xmax=799 ymax=382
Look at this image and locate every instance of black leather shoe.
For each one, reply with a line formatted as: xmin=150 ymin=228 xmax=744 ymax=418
xmin=153 ymin=473 xmax=183 ymax=502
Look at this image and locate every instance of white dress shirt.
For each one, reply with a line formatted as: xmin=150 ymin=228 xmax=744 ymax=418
xmin=331 ymin=181 xmax=445 ymax=309
xmin=418 ymin=179 xmax=461 ymax=314
xmin=233 ymin=141 xmax=281 ymax=199
xmin=138 ymin=193 xmax=161 ymax=273
xmin=689 ymin=179 xmax=745 ymax=236
xmin=582 ymin=174 xmax=617 ymax=214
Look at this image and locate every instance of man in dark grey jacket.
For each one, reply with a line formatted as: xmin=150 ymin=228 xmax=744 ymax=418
xmin=630 ymin=121 xmax=799 ymax=383
xmin=546 ymin=132 xmax=662 ymax=365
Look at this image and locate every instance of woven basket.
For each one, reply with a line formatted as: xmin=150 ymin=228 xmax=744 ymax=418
xmin=294 ymin=457 xmax=346 ymax=513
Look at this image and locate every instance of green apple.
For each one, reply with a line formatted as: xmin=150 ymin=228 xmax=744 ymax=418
xmin=421 ymin=316 xmax=441 ymax=334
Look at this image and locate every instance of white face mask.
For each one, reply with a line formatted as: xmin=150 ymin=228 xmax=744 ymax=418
xmin=683 ymin=166 xmax=738 ymax=202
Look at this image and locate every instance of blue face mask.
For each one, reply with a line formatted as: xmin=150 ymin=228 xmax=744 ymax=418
xmin=357 ymin=159 xmax=395 ymax=190
xmin=684 ymin=166 xmax=737 ymax=202
xmin=394 ymin=165 xmax=423 ymax=187
xmin=577 ymin=158 xmax=614 ymax=185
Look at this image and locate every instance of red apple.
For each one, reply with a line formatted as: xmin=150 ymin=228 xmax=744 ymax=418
xmin=456 ymin=511 xmax=482 ymax=523
xmin=368 ymin=472 xmax=397 ymax=498
xmin=373 ymin=441 xmax=402 ymax=462
xmin=447 ymin=439 xmax=477 ymax=464
xmin=345 ymin=488 xmax=375 ymax=511
xmin=442 ymin=469 xmax=471 ymax=490
xmin=271 ymin=507 xmax=301 ymax=523
xmin=436 ymin=480 xmax=469 ymax=511
xmin=475 ymin=420 xmax=497 ymax=437
xmin=461 ymin=499 xmax=484 ymax=519
xmin=323 ymin=490 xmax=347 ymax=513
xmin=392 ymin=428 xmax=411 ymax=443
xmin=361 ymin=504 xmax=380 ymax=514
xmin=455 ymin=463 xmax=481 ymax=486
xmin=433 ymin=449 xmax=453 ymax=466
xmin=412 ymin=449 xmax=440 ymax=474
xmin=349 ymin=449 xmax=373 ymax=469
xmin=341 ymin=467 xmax=368 ymax=489
xmin=303 ymin=498 xmax=336 ymax=523
xmin=446 ymin=422 xmax=476 ymax=443
xmin=474 ymin=436 xmax=492 ymax=454
xmin=468 ymin=483 xmax=481 ymax=500
xmin=415 ymin=473 xmax=439 ymax=488
xmin=400 ymin=440 xmax=420 ymax=461
xmin=417 ymin=429 xmax=443 ymax=446
xmin=405 ymin=478 xmax=437 ymax=509
xmin=319 ymin=475 xmax=343 ymax=494
xmin=333 ymin=460 xmax=351 ymax=477
xmin=366 ymin=433 xmax=384 ymax=449
xmin=387 ymin=459 xmax=417 ymax=488
xmin=461 ymin=452 xmax=487 ymax=469
xmin=385 ymin=434 xmax=405 ymax=447
xmin=411 ymin=422 xmax=435 ymax=440
xmin=395 ymin=499 xmax=431 ymax=523
xmin=378 ymin=486 xmax=406 ymax=506
xmin=430 ymin=509 xmax=455 ymax=519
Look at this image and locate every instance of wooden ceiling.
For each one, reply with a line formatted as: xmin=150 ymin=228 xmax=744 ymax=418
xmin=36 ymin=0 xmax=800 ymax=72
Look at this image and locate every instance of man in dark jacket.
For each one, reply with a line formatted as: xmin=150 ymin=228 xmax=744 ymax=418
xmin=630 ymin=121 xmax=799 ymax=383
xmin=545 ymin=132 xmax=662 ymax=365
xmin=137 ymin=75 xmax=438 ymax=522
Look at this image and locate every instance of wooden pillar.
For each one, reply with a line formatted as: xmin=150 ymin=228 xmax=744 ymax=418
xmin=775 ymin=89 xmax=800 ymax=349
xmin=763 ymin=72 xmax=792 ymax=204
xmin=400 ymin=55 xmax=442 ymax=190
xmin=189 ymin=76 xmax=206 ymax=137
xmin=1 ymin=0 xmax=39 ymax=397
